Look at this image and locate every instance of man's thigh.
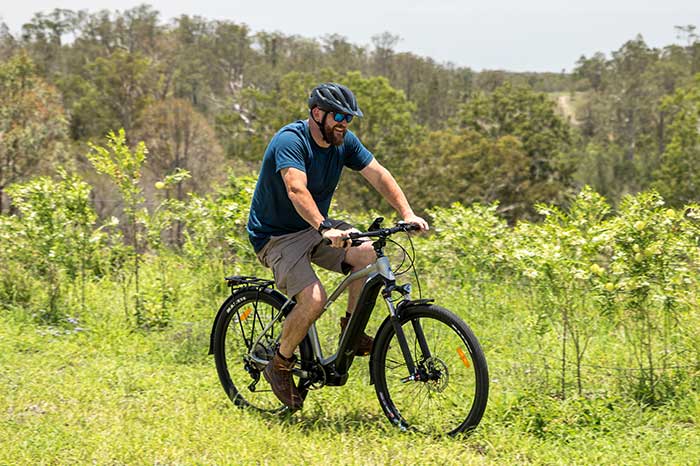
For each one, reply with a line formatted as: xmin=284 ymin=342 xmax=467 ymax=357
xmin=257 ymin=227 xmax=324 ymax=298
xmin=256 ymin=220 xmax=355 ymax=296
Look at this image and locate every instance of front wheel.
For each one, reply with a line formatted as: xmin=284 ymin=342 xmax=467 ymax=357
xmin=371 ymin=305 xmax=489 ymax=436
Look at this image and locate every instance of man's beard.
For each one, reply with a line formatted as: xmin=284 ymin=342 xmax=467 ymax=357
xmin=325 ymin=122 xmax=346 ymax=146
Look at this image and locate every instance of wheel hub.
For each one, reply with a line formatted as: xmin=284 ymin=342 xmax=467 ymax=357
xmin=421 ymin=357 xmax=449 ymax=393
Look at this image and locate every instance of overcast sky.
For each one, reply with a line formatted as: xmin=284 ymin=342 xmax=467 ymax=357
xmin=2 ymin=1 xmax=699 ymax=72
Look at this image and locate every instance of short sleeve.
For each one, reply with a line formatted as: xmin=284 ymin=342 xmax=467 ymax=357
xmin=343 ymin=131 xmax=374 ymax=171
xmin=273 ymin=130 xmax=307 ymax=173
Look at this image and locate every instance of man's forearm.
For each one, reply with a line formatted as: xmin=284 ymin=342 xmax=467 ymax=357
xmin=369 ymin=167 xmax=414 ymax=218
xmin=288 ymin=187 xmax=325 ymax=230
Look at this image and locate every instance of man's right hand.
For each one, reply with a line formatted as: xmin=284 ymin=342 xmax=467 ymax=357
xmin=322 ymin=228 xmax=350 ymax=249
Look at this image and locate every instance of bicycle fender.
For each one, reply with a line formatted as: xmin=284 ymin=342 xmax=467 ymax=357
xmin=207 ymin=287 xmax=291 ymax=355
xmin=397 ymin=298 xmax=435 ymax=310
xmin=368 ymin=298 xmax=435 ymax=384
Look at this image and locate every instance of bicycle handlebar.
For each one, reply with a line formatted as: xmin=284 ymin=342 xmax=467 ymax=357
xmin=322 ymin=222 xmax=421 ymax=247
xmin=347 ymin=222 xmax=421 ymax=240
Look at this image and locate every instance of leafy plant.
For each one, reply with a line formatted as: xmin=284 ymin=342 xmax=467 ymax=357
xmin=4 ymin=170 xmax=100 ymax=322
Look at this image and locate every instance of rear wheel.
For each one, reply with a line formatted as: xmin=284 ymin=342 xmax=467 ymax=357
xmin=212 ymin=289 xmax=312 ymax=413
xmin=371 ymin=305 xmax=489 ymax=435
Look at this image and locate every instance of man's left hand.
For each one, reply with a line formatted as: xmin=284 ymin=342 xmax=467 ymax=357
xmin=403 ymin=214 xmax=429 ymax=231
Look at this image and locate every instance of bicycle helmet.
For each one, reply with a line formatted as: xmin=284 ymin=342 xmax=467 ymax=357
xmin=308 ymin=83 xmax=364 ymax=117
xmin=308 ymin=83 xmax=363 ymax=145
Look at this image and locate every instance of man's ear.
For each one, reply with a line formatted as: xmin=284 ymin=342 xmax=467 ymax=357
xmin=311 ymin=107 xmax=323 ymax=120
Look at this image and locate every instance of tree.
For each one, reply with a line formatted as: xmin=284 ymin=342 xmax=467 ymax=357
xmin=474 ymin=70 xmax=506 ymax=92
xmin=169 ymin=15 xmax=215 ymax=109
xmin=652 ymin=74 xmax=700 ymax=205
xmin=5 ymin=171 xmax=99 ymax=320
xmin=343 ymin=72 xmax=418 ymax=161
xmin=215 ymin=70 xmax=316 ymax=164
xmin=20 ymin=9 xmax=85 ymax=76
xmin=64 ymin=49 xmax=156 ymax=139
xmin=453 ymin=83 xmax=575 ymax=217
xmin=391 ymin=53 xmax=473 ymax=129
xmin=573 ymin=35 xmax=697 ymax=197
xmin=134 ymin=98 xmax=226 ymax=201
xmin=574 ymin=52 xmax=607 ymax=92
xmin=321 ymin=34 xmax=366 ymax=74
xmin=608 ymin=37 xmax=673 ymax=182
xmin=0 ymin=53 xmax=68 ymax=212
xmin=210 ymin=20 xmax=252 ymax=94
xmin=0 ymin=22 xmax=17 ymax=60
xmin=114 ymin=5 xmax=161 ymax=55
xmin=371 ymin=32 xmax=401 ymax=78
xmin=404 ymin=130 xmax=531 ymax=218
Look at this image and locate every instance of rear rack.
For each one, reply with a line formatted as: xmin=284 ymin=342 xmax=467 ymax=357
xmin=224 ymin=275 xmax=275 ymax=289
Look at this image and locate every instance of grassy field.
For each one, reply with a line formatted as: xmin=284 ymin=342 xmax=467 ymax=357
xmin=2 ymin=272 xmax=698 ymax=466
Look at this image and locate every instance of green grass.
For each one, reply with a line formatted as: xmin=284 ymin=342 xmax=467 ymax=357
xmin=1 ymin=276 xmax=698 ymax=465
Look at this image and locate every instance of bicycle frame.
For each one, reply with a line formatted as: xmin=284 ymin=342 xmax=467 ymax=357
xmin=245 ymin=251 xmax=429 ymax=387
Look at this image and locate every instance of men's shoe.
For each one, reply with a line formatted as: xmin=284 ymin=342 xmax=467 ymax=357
xmin=340 ymin=316 xmax=374 ymax=356
xmin=263 ymin=352 xmax=303 ymax=410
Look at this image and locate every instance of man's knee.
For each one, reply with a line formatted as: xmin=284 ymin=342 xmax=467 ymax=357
xmin=346 ymin=242 xmax=376 ymax=270
xmin=295 ymin=281 xmax=326 ymax=314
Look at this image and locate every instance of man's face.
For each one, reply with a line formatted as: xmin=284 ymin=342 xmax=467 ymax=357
xmin=325 ymin=112 xmax=348 ymax=146
xmin=313 ymin=108 xmax=349 ymax=146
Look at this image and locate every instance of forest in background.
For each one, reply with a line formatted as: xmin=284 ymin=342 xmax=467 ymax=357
xmin=1 ymin=6 xmax=699 ymax=224
xmin=1 ymin=6 xmax=699 ymax=463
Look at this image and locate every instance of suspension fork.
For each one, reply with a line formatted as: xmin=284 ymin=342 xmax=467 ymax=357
xmin=411 ymin=319 xmax=432 ymax=360
xmin=384 ymin=298 xmax=416 ymax=378
xmin=384 ymin=298 xmax=434 ymax=380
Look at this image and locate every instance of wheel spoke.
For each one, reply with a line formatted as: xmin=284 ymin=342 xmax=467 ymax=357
xmin=385 ymin=357 xmax=405 ymax=370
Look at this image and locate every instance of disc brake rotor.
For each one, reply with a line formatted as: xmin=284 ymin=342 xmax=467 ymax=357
xmin=422 ymin=357 xmax=449 ymax=393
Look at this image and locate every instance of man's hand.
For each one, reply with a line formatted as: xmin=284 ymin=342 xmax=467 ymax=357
xmin=322 ymin=228 xmax=352 ymax=249
xmin=403 ymin=214 xmax=429 ymax=231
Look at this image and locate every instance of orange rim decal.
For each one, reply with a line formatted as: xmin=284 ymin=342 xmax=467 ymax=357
xmin=240 ymin=307 xmax=253 ymax=321
xmin=457 ymin=347 xmax=471 ymax=368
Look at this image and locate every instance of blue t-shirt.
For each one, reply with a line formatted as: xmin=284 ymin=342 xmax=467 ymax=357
xmin=247 ymin=120 xmax=374 ymax=252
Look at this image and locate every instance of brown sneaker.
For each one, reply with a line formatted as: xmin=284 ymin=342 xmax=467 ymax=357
xmin=263 ymin=351 xmax=303 ymax=410
xmin=340 ymin=316 xmax=374 ymax=356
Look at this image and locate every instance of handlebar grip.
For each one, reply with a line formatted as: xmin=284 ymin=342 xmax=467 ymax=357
xmin=322 ymin=237 xmax=364 ymax=247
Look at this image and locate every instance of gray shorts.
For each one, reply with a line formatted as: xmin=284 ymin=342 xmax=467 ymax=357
xmin=256 ymin=219 xmax=354 ymax=298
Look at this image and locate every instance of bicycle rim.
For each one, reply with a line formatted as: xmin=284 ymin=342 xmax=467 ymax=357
xmin=375 ymin=309 xmax=487 ymax=435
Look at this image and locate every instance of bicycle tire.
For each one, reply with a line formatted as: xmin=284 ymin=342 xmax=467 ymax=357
xmin=212 ymin=288 xmax=312 ymax=413
xmin=371 ymin=305 xmax=489 ymax=436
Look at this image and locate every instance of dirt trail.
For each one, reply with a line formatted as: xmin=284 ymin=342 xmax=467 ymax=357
xmin=556 ymin=94 xmax=580 ymax=125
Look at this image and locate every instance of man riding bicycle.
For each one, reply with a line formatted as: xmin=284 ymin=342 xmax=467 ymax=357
xmin=246 ymin=82 xmax=428 ymax=409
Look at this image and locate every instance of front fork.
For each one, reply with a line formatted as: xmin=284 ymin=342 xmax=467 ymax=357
xmin=383 ymin=296 xmax=432 ymax=382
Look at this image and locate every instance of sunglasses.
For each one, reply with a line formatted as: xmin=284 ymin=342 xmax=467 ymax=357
xmin=332 ymin=112 xmax=353 ymax=123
